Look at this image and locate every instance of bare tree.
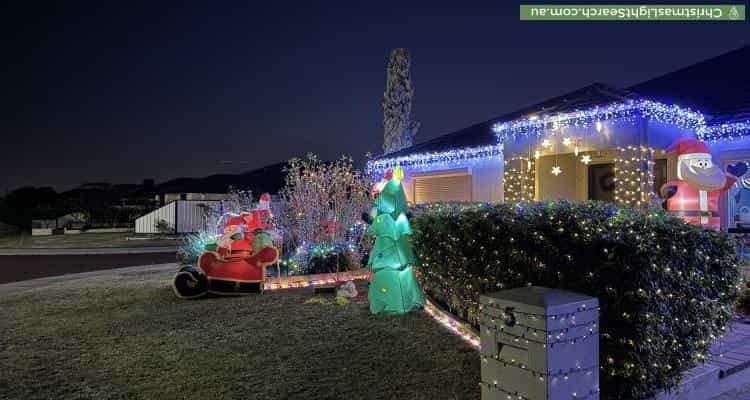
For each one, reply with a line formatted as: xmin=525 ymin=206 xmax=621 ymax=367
xmin=275 ymin=154 xmax=373 ymax=270
xmin=383 ymin=48 xmax=419 ymax=154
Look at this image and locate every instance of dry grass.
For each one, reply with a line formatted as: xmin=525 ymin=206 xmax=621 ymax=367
xmin=0 ymin=269 xmax=480 ymax=400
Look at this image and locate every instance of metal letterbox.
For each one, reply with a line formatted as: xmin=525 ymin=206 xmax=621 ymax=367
xmin=479 ymin=286 xmax=599 ymax=400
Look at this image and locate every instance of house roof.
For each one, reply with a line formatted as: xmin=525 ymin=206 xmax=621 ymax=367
xmin=375 ymin=83 xmax=632 ymax=160
xmin=628 ymin=46 xmax=750 ymax=124
xmin=373 ymin=45 xmax=749 ymax=161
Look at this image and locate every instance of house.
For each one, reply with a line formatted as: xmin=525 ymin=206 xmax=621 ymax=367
xmin=367 ymin=46 xmax=750 ymax=230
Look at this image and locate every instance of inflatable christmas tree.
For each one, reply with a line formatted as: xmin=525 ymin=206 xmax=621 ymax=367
xmin=365 ymin=166 xmax=425 ymax=314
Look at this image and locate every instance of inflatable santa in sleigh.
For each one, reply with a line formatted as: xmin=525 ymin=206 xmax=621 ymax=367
xmin=172 ymin=193 xmax=279 ymax=298
xmin=660 ymin=138 xmax=747 ymax=230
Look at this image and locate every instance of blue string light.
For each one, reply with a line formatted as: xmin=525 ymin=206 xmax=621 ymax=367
xmin=492 ymin=99 xmax=705 ymax=142
xmin=366 ymin=144 xmax=503 ymax=174
xmin=368 ymin=100 xmax=747 ymax=173
xmin=699 ymin=120 xmax=750 ymax=142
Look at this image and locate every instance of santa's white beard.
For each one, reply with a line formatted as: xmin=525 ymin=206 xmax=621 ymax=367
xmin=679 ymin=163 xmax=726 ymax=191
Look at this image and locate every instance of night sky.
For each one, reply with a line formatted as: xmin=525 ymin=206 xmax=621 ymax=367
xmin=2 ymin=1 xmax=747 ymax=193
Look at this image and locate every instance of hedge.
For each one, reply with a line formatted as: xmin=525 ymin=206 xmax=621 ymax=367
xmin=411 ymin=201 xmax=739 ymax=400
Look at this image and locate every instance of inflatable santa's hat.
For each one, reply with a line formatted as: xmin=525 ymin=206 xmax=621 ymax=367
xmin=664 ymin=138 xmax=712 ymax=180
xmin=257 ymin=193 xmax=271 ymax=210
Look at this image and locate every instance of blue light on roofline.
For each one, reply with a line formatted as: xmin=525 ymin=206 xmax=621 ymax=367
xmin=491 ymin=99 xmax=705 ymax=141
xmin=366 ymin=144 xmax=503 ymax=174
xmin=698 ymin=121 xmax=750 ymax=143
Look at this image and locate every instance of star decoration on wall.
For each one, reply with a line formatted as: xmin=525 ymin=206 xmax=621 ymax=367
xmin=541 ymin=139 xmax=552 ymax=148
xmin=562 ymin=137 xmax=572 ymax=146
xmin=551 ymin=166 xmax=562 ymax=176
xmin=581 ymin=155 xmax=592 ymax=165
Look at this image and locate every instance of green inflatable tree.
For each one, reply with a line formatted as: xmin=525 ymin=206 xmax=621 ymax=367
xmin=366 ymin=166 xmax=425 ymax=314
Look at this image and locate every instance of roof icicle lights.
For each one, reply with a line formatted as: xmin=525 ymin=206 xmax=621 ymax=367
xmin=492 ymin=99 xmax=705 ymax=142
xmin=366 ymin=144 xmax=503 ymax=174
xmin=698 ymin=121 xmax=750 ymax=143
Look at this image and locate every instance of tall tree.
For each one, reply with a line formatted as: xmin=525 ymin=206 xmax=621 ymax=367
xmin=383 ymin=48 xmax=419 ymax=154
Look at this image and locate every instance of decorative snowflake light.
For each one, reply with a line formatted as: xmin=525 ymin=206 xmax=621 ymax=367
xmin=551 ymin=165 xmax=562 ymax=176
xmin=580 ymin=154 xmax=592 ymax=164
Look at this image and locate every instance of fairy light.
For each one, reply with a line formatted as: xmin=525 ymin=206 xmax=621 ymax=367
xmin=699 ymin=120 xmax=750 ymax=142
xmin=614 ymin=146 xmax=655 ymax=208
xmin=492 ymin=99 xmax=705 ymax=142
xmin=504 ymin=156 xmax=535 ymax=202
xmin=366 ymin=144 xmax=503 ymax=174
xmin=424 ymin=298 xmax=481 ymax=350
xmin=264 ymin=270 xmax=369 ymax=290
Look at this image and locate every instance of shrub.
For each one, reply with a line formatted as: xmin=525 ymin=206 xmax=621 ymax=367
xmin=154 ymin=219 xmax=172 ymax=234
xmin=178 ymin=231 xmax=217 ymax=264
xmin=307 ymin=250 xmax=351 ymax=275
xmin=411 ymin=201 xmax=739 ymax=400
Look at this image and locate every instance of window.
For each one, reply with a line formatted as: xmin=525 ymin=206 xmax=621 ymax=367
xmin=727 ymin=160 xmax=750 ymax=228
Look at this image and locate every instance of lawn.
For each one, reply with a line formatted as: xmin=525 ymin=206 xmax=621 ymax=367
xmin=0 ymin=232 xmax=180 ymax=249
xmin=0 ymin=269 xmax=480 ymax=399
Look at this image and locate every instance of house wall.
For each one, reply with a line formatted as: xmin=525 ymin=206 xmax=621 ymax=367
xmin=537 ymin=154 xmax=578 ymax=201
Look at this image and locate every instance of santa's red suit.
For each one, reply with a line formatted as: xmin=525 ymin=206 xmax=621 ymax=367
xmin=662 ymin=179 xmax=734 ymax=228
xmin=660 ymin=138 xmax=737 ymax=230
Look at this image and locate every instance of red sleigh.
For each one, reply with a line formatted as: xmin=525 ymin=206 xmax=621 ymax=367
xmin=172 ymin=197 xmax=279 ymax=298
xmin=197 ymin=241 xmax=278 ymax=294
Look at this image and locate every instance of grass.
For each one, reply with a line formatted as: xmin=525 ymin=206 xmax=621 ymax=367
xmin=0 ymin=269 xmax=480 ymax=399
xmin=0 ymin=232 xmax=180 ymax=249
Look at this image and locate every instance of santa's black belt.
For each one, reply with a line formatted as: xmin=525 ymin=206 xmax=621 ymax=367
xmin=669 ymin=211 xmax=719 ymax=217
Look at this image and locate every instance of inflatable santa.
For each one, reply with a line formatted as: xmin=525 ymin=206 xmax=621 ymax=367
xmin=660 ymin=138 xmax=746 ymax=229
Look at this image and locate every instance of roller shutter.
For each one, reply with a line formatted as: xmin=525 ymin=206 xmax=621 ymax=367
xmin=414 ymin=174 xmax=472 ymax=204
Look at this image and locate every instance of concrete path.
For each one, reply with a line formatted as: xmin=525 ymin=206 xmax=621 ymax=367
xmin=654 ymin=319 xmax=750 ymax=400
xmin=708 ymin=381 xmax=750 ymax=400
xmin=0 ymin=246 xmax=177 ymax=255
xmin=0 ymin=263 xmax=177 ymax=296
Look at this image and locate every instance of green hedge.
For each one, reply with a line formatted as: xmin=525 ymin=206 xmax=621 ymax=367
xmin=411 ymin=201 xmax=739 ymax=400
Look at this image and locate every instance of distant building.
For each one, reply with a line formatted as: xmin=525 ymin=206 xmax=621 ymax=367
xmin=135 ymin=199 xmax=224 ymax=234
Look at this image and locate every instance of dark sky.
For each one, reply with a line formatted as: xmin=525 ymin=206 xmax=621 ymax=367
xmin=1 ymin=1 xmax=747 ymax=193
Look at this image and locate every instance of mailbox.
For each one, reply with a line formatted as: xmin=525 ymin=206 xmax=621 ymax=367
xmin=479 ymin=286 xmax=599 ymax=400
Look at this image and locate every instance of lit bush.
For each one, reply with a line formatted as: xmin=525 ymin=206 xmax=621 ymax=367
xmin=411 ymin=201 xmax=739 ymax=400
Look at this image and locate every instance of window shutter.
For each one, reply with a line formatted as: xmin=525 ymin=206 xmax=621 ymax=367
xmin=414 ymin=174 xmax=472 ymax=204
